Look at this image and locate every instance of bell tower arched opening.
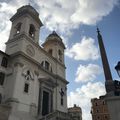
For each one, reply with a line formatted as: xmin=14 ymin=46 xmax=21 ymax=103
xmin=29 ymin=24 xmax=35 ymax=39
xmin=15 ymin=22 xmax=22 ymax=34
xmin=58 ymin=49 xmax=62 ymax=62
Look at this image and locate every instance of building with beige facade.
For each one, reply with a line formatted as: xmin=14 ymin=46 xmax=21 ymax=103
xmin=68 ymin=104 xmax=82 ymax=120
xmin=91 ymin=96 xmax=110 ymax=120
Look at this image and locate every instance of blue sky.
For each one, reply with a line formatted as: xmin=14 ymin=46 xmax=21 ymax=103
xmin=66 ymin=5 xmax=120 ymax=90
xmin=0 ymin=0 xmax=120 ymax=120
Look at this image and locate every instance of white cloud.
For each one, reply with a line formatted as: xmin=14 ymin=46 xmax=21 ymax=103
xmin=34 ymin=0 xmax=118 ymax=33
xmin=71 ymin=0 xmax=118 ymax=25
xmin=34 ymin=0 xmax=78 ymax=35
xmin=65 ymin=37 xmax=99 ymax=61
xmin=0 ymin=0 xmax=118 ymax=51
xmin=0 ymin=1 xmax=29 ymax=51
xmin=0 ymin=3 xmax=14 ymax=51
xmin=68 ymin=82 xmax=106 ymax=120
xmin=75 ymin=64 xmax=102 ymax=83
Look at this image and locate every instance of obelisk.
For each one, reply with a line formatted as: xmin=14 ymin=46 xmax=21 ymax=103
xmin=97 ymin=28 xmax=114 ymax=93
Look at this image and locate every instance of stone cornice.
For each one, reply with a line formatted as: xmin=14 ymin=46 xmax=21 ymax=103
xmin=0 ymin=50 xmax=9 ymax=57
xmin=38 ymin=77 xmax=58 ymax=88
xmin=42 ymin=38 xmax=66 ymax=49
xmin=14 ymin=62 xmax=24 ymax=67
xmin=5 ymin=97 xmax=19 ymax=103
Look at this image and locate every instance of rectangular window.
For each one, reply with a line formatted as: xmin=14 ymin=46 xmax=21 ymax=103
xmin=1 ymin=57 xmax=8 ymax=68
xmin=61 ymin=98 xmax=63 ymax=106
xmin=0 ymin=72 xmax=5 ymax=85
xmin=24 ymin=83 xmax=29 ymax=93
xmin=45 ymin=61 xmax=49 ymax=70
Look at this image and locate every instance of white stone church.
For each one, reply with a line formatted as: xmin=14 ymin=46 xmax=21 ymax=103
xmin=0 ymin=5 xmax=74 ymax=120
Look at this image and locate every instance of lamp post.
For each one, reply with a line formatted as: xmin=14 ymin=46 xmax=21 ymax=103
xmin=115 ymin=61 xmax=120 ymax=78
xmin=114 ymin=61 xmax=120 ymax=96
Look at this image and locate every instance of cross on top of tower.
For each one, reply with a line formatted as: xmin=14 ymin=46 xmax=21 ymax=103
xmin=97 ymin=27 xmax=100 ymax=34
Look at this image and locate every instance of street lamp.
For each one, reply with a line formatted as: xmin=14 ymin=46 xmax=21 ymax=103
xmin=115 ymin=61 xmax=120 ymax=77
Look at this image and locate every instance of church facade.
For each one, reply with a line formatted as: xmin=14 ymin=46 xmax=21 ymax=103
xmin=0 ymin=5 xmax=71 ymax=120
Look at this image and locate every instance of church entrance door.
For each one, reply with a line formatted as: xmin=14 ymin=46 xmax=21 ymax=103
xmin=42 ymin=91 xmax=49 ymax=116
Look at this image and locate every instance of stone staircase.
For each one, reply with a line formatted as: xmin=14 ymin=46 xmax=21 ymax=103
xmin=39 ymin=110 xmax=71 ymax=120
xmin=0 ymin=104 xmax=11 ymax=120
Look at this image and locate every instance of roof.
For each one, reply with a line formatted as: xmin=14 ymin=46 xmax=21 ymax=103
xmin=10 ymin=5 xmax=43 ymax=26
xmin=47 ymin=31 xmax=62 ymax=41
xmin=68 ymin=104 xmax=82 ymax=112
xmin=42 ymin=31 xmax=66 ymax=49
xmin=0 ymin=50 xmax=9 ymax=57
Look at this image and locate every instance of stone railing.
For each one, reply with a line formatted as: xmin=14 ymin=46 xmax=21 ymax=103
xmin=39 ymin=110 xmax=71 ymax=120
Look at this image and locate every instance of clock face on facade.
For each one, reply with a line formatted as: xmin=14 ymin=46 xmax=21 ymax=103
xmin=26 ymin=44 xmax=35 ymax=57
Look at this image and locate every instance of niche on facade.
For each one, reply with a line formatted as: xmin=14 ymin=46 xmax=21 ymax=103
xmin=22 ymin=67 xmax=34 ymax=81
xmin=48 ymin=49 xmax=53 ymax=56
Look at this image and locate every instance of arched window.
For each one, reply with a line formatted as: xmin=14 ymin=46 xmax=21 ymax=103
xmin=29 ymin=24 xmax=35 ymax=38
xmin=0 ymin=72 xmax=5 ymax=85
xmin=48 ymin=49 xmax=53 ymax=56
xmin=58 ymin=50 xmax=62 ymax=62
xmin=15 ymin=22 xmax=22 ymax=34
xmin=41 ymin=61 xmax=52 ymax=72
xmin=1 ymin=57 xmax=8 ymax=68
xmin=41 ymin=61 xmax=44 ymax=67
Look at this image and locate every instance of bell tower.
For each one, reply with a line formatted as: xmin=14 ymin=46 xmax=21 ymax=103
xmin=5 ymin=5 xmax=43 ymax=55
xmin=42 ymin=31 xmax=66 ymax=65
